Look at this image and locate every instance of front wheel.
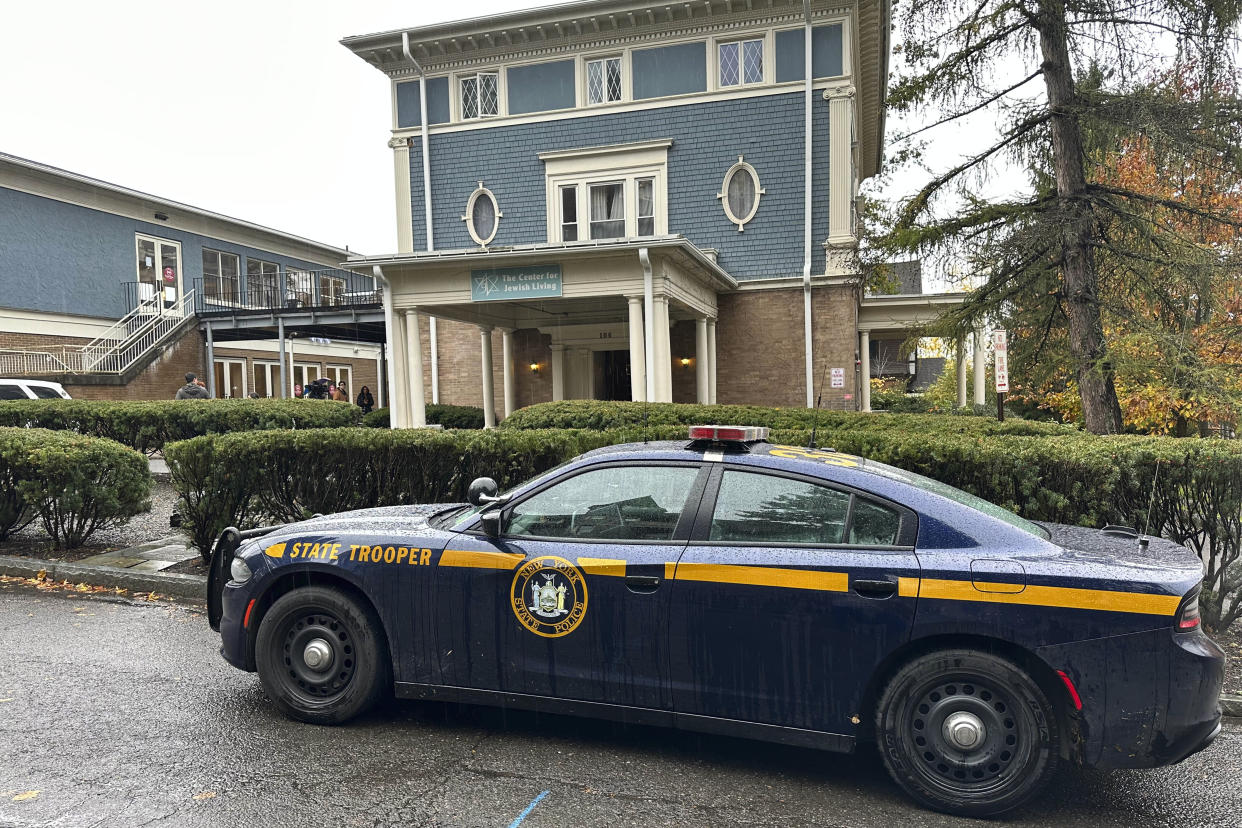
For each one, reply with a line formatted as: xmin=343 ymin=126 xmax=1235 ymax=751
xmin=255 ymin=586 xmax=389 ymax=725
xmin=876 ymin=649 xmax=1060 ymax=818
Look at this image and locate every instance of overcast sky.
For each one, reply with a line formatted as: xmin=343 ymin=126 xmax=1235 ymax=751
xmin=0 ymin=0 xmax=1002 ymax=269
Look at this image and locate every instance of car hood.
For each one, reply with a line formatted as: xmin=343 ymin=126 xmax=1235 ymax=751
xmin=259 ymin=503 xmax=468 ymax=545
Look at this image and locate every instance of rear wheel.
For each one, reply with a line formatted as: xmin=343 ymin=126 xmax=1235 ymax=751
xmin=255 ymin=586 xmax=389 ymax=725
xmin=876 ymin=649 xmax=1059 ymax=817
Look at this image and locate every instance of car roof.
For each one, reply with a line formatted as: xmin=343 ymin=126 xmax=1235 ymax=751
xmin=0 ymin=379 xmax=65 ymax=388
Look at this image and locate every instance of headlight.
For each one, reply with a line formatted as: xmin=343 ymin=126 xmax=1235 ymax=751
xmin=229 ymin=556 xmax=253 ymax=584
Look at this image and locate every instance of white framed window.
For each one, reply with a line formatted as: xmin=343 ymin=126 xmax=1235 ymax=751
xmin=717 ymin=155 xmax=765 ymax=231
xmin=326 ymin=365 xmax=353 ymax=400
xmin=286 ymin=270 xmax=313 ymax=307
xmin=559 ymin=185 xmax=579 ymax=242
xmin=588 ymin=182 xmax=625 ymax=239
xmin=459 ymin=72 xmax=499 ymax=119
xmin=542 ymin=140 xmax=671 ymax=244
xmin=246 ymin=259 xmax=279 ymax=307
xmin=134 ymin=234 xmax=181 ymax=310
xmin=462 ymin=182 xmax=502 ymax=246
xmin=291 ymin=362 xmax=321 ymax=395
xmin=202 ymin=249 xmax=240 ymax=303
xmin=319 ymin=274 xmax=347 ymax=306
xmin=212 ymin=358 xmax=247 ymax=399
xmin=252 ymin=360 xmax=280 ymax=398
xmin=718 ymin=38 xmax=764 ymax=87
xmin=586 ymin=56 xmax=623 ymax=105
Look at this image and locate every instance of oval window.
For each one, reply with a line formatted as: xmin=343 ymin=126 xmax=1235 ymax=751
xmin=463 ymin=183 xmax=501 ymax=246
xmin=718 ymin=157 xmax=764 ymax=231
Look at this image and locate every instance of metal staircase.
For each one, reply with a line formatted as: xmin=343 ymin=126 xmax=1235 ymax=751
xmin=0 ymin=290 xmax=197 ymax=377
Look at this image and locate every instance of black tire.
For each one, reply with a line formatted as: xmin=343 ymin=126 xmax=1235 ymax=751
xmin=875 ymin=649 xmax=1059 ymax=818
xmin=255 ymin=586 xmax=390 ymax=725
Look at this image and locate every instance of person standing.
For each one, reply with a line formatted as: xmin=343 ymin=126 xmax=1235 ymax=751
xmin=356 ymin=385 xmax=374 ymax=414
xmin=175 ymin=372 xmax=210 ymax=399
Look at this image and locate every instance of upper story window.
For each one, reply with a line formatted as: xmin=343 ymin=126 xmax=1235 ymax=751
xmin=202 ymin=249 xmax=240 ymax=303
xmin=542 ymin=140 xmax=671 ymax=244
xmin=718 ymin=155 xmax=765 ymax=231
xmin=586 ymin=56 xmax=622 ymax=105
xmin=719 ymin=38 xmax=764 ymax=87
xmin=460 ymin=72 xmax=499 ymax=119
xmin=246 ymin=259 xmax=279 ymax=304
xmin=463 ymin=182 xmax=501 ymax=246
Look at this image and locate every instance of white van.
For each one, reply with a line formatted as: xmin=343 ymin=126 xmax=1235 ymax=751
xmin=0 ymin=379 xmax=72 ymax=400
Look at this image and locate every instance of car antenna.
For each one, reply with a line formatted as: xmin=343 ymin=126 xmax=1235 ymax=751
xmin=1140 ymin=459 xmax=1161 ymax=551
xmin=808 ymin=351 xmax=832 ymax=450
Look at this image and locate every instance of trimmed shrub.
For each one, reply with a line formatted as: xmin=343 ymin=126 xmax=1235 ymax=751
xmin=362 ymin=404 xmax=486 ymax=430
xmin=0 ymin=399 xmax=361 ymax=454
xmin=0 ymin=430 xmax=37 ymax=540
xmin=498 ymin=400 xmax=1076 ymax=437
xmin=0 ymin=427 xmax=151 ymax=548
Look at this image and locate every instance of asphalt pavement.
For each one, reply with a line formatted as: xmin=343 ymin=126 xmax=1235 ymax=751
xmin=0 ymin=583 xmax=1238 ymax=828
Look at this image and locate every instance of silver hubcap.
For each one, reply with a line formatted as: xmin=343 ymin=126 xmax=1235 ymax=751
xmin=942 ymin=711 xmax=986 ymax=751
xmin=302 ymin=638 xmax=333 ymax=672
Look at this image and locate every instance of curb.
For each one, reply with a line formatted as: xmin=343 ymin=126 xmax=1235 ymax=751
xmin=1222 ymin=694 xmax=1242 ymax=719
xmin=0 ymin=554 xmax=205 ymax=602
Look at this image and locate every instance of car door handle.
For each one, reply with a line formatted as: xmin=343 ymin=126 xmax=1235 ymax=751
xmin=853 ymin=578 xmax=898 ymax=598
xmin=625 ymin=575 xmax=661 ymax=594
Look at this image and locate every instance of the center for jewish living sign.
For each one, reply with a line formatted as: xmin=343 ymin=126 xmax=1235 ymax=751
xmin=471 ymin=264 xmax=562 ymax=302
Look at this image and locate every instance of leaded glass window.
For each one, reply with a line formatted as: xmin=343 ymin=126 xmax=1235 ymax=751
xmin=587 ymin=57 xmax=622 ymax=105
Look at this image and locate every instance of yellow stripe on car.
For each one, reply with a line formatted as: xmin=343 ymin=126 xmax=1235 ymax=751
xmin=438 ymin=549 xmax=525 ymax=570
xmin=673 ymin=563 xmax=850 ymax=593
xmin=907 ymin=577 xmax=1180 ymax=616
xmin=577 ymin=557 xmax=627 ymax=577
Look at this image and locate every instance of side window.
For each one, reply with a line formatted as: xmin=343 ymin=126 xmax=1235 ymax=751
xmin=29 ymin=386 xmax=63 ymax=399
xmin=709 ymin=470 xmax=903 ymax=547
xmin=850 ymin=498 xmax=901 ymax=546
xmin=711 ymin=470 xmax=849 ymax=544
xmin=507 ymin=465 xmax=700 ymax=542
xmin=0 ymin=384 xmax=29 ymax=400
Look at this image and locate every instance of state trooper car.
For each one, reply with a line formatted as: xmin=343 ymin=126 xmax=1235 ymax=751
xmin=208 ymin=426 xmax=1224 ymax=817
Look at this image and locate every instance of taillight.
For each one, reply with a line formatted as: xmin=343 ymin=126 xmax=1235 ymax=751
xmin=1176 ymin=588 xmax=1201 ymax=631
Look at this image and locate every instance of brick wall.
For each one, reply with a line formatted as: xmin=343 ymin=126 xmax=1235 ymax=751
xmin=63 ymin=328 xmax=206 ymax=401
xmin=716 ymin=285 xmax=858 ymax=409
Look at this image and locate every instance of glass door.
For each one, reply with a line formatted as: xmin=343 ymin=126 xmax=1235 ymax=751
xmin=213 ymin=359 xmax=248 ymax=398
xmin=135 ymin=236 xmax=181 ymax=312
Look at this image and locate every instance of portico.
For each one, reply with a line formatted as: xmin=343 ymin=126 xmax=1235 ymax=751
xmin=353 ymin=238 xmax=734 ymax=427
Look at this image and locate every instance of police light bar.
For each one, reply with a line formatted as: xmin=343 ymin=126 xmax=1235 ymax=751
xmin=688 ymin=425 xmax=770 ymax=442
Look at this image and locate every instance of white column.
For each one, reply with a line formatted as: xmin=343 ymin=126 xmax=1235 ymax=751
xmin=973 ymin=326 xmax=987 ymax=406
xmin=627 ymin=296 xmax=646 ymax=402
xmin=576 ymin=348 xmax=594 ymax=400
xmin=706 ymin=318 xmax=717 ymax=404
xmin=389 ymin=137 xmax=415 ymax=255
xmin=388 ymin=312 xmax=407 ymax=427
xmin=403 ymin=310 xmax=427 ymax=427
xmin=550 ymin=345 xmax=565 ymax=401
xmin=501 ymin=329 xmax=515 ymax=420
xmin=374 ymin=346 xmax=385 ymax=408
xmin=956 ymin=336 xmax=968 ymax=408
xmin=429 ymin=316 xmax=441 ymax=404
xmin=480 ymin=326 xmax=496 ymax=428
xmin=287 ymin=335 xmax=296 ymax=397
xmin=653 ymin=296 xmax=673 ymax=402
xmin=205 ymin=324 xmax=216 ymax=398
xmin=859 ymin=329 xmax=871 ymax=412
xmin=695 ymin=318 xmax=709 ymax=404
xmin=826 ymin=86 xmax=858 ymax=248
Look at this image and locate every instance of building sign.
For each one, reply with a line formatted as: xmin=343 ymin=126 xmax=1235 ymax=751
xmin=830 ymin=367 xmax=845 ymax=388
xmin=471 ymin=264 xmax=562 ymax=302
xmin=993 ymin=329 xmax=1009 ymax=393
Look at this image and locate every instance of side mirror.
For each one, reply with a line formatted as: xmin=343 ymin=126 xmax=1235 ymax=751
xmin=467 ymin=477 xmax=500 ymax=506
xmin=480 ymin=509 xmax=502 ymax=538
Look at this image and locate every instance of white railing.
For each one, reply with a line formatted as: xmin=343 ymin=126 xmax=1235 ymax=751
xmin=0 ymin=290 xmax=196 ymax=377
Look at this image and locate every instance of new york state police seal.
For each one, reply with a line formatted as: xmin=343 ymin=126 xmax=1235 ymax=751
xmin=510 ymin=555 xmax=588 ymax=638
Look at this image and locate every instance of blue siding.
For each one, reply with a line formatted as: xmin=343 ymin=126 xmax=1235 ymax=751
xmin=775 ymin=25 xmax=844 ymax=82
xmin=508 ymin=60 xmax=576 ymax=115
xmin=396 ymin=77 xmax=451 ymax=127
xmin=632 ymin=42 xmax=708 ymax=99
xmin=0 ymin=186 xmax=341 ymax=319
xmin=406 ymin=92 xmax=833 ymax=280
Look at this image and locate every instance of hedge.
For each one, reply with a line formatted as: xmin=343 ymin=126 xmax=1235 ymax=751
xmin=0 ymin=428 xmax=151 ymax=548
xmin=0 ymin=399 xmax=361 ymax=454
xmin=498 ymin=400 xmax=1076 ymax=437
xmin=362 ymin=404 xmax=486 ymax=430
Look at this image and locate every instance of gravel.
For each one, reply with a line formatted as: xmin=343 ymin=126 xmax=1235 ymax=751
xmin=9 ymin=479 xmax=183 ymax=551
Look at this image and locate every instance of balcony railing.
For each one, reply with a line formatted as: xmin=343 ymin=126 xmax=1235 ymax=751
xmin=193 ymin=268 xmax=380 ymax=315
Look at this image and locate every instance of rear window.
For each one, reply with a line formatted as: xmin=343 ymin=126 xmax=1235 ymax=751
xmin=0 ymin=384 xmax=29 ymax=400
xmin=860 ymin=460 xmax=1050 ymax=539
xmin=29 ymin=386 xmax=63 ymax=399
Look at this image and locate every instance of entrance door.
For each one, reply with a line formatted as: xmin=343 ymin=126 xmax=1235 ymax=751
xmin=212 ymin=359 xmax=247 ymax=398
xmin=596 ymin=350 xmax=632 ymax=401
xmin=135 ymin=236 xmax=182 ymax=312
xmin=253 ymin=361 xmax=280 ymax=398
xmin=669 ymin=466 xmax=920 ymax=734
xmin=435 ymin=461 xmax=707 ymax=709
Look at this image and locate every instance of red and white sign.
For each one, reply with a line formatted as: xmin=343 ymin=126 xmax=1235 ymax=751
xmin=830 ymin=367 xmax=845 ymax=389
xmin=163 ymin=266 xmax=175 ymax=282
xmin=993 ymin=330 xmax=1010 ymax=393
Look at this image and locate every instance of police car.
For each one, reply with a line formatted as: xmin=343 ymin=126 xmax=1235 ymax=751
xmin=208 ymin=426 xmax=1223 ymax=817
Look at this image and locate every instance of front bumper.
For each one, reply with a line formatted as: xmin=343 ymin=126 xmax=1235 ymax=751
xmin=1038 ymin=626 xmax=1224 ymax=770
xmin=219 ymin=580 xmax=256 ymax=672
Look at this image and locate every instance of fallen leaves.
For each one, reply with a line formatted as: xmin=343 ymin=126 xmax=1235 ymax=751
xmin=12 ymin=791 xmax=40 ymax=802
xmin=0 ymin=573 xmax=169 ymax=602
xmin=193 ymin=791 xmax=217 ymax=801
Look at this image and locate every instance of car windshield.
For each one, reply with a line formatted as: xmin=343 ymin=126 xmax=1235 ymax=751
xmin=860 ymin=458 xmax=1050 ymax=539
xmin=431 ymin=458 xmax=579 ymax=531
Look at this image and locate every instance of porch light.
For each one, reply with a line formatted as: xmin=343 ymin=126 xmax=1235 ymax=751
xmin=529 ymin=362 xmax=540 ymax=374
xmin=680 ymin=358 xmax=692 ymax=367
